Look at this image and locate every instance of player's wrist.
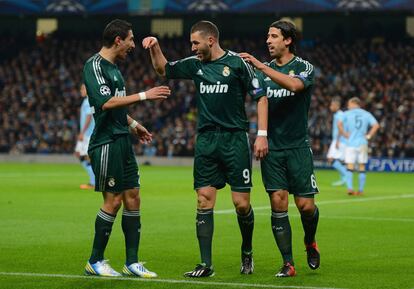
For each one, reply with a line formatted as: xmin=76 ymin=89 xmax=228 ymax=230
xmin=257 ymin=130 xmax=267 ymax=137
xmin=366 ymin=134 xmax=371 ymax=140
xmin=129 ymin=120 xmax=138 ymax=129
xmin=138 ymin=92 xmax=147 ymax=101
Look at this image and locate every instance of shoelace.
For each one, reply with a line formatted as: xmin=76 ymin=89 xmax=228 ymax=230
xmin=242 ymin=257 xmax=251 ymax=268
xmin=99 ymin=260 xmax=116 ymax=273
xmin=133 ymin=262 xmax=150 ymax=273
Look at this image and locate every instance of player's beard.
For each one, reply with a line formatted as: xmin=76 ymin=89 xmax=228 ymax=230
xmin=197 ymin=44 xmax=211 ymax=62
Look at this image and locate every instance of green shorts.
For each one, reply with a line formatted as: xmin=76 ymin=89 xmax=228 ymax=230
xmin=88 ymin=135 xmax=139 ymax=193
xmin=261 ymin=147 xmax=319 ymax=197
xmin=194 ymin=128 xmax=252 ymax=192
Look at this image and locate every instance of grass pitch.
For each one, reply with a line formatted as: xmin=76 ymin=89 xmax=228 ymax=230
xmin=0 ymin=163 xmax=413 ymax=289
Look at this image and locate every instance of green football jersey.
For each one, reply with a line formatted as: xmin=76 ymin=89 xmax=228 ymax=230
xmin=257 ymin=56 xmax=315 ymax=150
xmin=83 ymin=53 xmax=129 ymax=150
xmin=165 ymin=50 xmax=265 ymax=131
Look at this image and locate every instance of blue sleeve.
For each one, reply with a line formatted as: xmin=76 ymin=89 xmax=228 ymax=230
xmin=367 ymin=112 xmax=378 ymax=126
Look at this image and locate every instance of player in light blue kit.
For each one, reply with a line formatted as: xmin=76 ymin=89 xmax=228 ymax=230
xmin=338 ymin=97 xmax=379 ymax=195
xmin=327 ymin=97 xmax=347 ymax=186
xmin=74 ymin=83 xmax=96 ymax=189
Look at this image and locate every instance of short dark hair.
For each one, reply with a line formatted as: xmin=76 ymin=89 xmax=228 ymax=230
xmin=270 ymin=20 xmax=297 ymax=53
xmin=102 ymin=19 xmax=132 ymax=48
xmin=191 ymin=21 xmax=219 ymax=40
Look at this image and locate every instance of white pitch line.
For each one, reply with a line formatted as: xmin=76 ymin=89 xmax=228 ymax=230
xmin=0 ymin=172 xmax=85 ymax=178
xmin=0 ymin=272 xmax=347 ymax=289
xmin=253 ymin=213 xmax=414 ymax=223
xmin=215 ymin=194 xmax=414 ymax=214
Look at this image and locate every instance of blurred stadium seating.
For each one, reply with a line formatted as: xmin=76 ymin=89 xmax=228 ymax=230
xmin=0 ymin=0 xmax=413 ymax=158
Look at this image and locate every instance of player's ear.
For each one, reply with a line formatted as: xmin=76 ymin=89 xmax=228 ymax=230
xmin=284 ymin=37 xmax=292 ymax=47
xmin=208 ymin=36 xmax=215 ymax=47
xmin=114 ymin=36 xmax=122 ymax=47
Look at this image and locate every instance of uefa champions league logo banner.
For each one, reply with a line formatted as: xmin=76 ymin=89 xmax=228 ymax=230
xmin=165 ymin=0 xmax=414 ymax=13
xmin=0 ymin=0 xmax=413 ymax=14
xmin=0 ymin=0 xmax=127 ymax=14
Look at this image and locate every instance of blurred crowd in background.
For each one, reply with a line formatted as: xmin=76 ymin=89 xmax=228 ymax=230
xmin=0 ymin=35 xmax=413 ymax=158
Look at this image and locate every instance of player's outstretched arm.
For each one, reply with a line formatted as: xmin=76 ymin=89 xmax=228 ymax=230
xmin=239 ymin=52 xmax=304 ymax=93
xmin=254 ymin=96 xmax=269 ymax=160
xmin=142 ymin=36 xmax=168 ymax=76
xmin=102 ymin=86 xmax=170 ymax=110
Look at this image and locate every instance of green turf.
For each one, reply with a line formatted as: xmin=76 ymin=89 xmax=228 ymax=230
xmin=0 ymin=163 xmax=413 ymax=289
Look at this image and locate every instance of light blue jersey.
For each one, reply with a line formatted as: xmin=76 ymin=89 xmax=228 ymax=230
xmin=343 ymin=108 xmax=377 ymax=147
xmin=80 ymin=98 xmax=95 ymax=138
xmin=333 ymin=110 xmax=345 ymax=142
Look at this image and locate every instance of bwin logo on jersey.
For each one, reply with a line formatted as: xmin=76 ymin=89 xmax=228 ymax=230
xmin=114 ymin=87 xmax=126 ymax=97
xmin=200 ymin=81 xmax=229 ymax=94
xmin=267 ymin=87 xmax=295 ymax=98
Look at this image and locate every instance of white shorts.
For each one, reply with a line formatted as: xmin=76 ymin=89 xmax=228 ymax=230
xmin=327 ymin=140 xmax=345 ymax=161
xmin=345 ymin=145 xmax=368 ymax=164
xmin=75 ymin=136 xmax=90 ymax=156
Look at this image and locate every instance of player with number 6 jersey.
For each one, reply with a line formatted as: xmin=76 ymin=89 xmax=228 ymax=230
xmin=240 ymin=20 xmax=320 ymax=277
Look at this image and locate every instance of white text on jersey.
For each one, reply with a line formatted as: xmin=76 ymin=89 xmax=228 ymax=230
xmin=199 ymin=82 xmax=229 ymax=94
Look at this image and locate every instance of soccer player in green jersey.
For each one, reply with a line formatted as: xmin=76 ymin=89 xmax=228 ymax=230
xmin=240 ymin=20 xmax=320 ymax=277
xmin=82 ymin=19 xmax=171 ymax=277
xmin=142 ymin=21 xmax=268 ymax=277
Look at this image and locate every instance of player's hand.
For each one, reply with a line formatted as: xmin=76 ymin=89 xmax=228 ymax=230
xmin=254 ymin=136 xmax=268 ymax=160
xmin=144 ymin=86 xmax=171 ymax=100
xmin=77 ymin=133 xmax=84 ymax=141
xmin=131 ymin=123 xmax=153 ymax=144
xmin=142 ymin=36 xmax=158 ymax=49
xmin=335 ymin=141 xmax=340 ymax=149
xmin=344 ymin=132 xmax=350 ymax=139
xmin=239 ymin=52 xmax=266 ymax=70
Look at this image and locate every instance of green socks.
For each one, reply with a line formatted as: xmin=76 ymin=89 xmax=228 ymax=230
xmin=271 ymin=210 xmax=293 ymax=265
xmin=122 ymin=209 xmax=141 ymax=265
xmin=89 ymin=209 xmax=115 ymax=264
xmin=237 ymin=206 xmax=254 ymax=254
xmin=196 ymin=209 xmax=214 ymax=267
xmin=301 ymin=206 xmax=319 ymax=245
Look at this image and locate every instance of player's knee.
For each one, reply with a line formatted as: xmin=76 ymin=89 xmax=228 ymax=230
xmin=233 ymin=200 xmax=250 ymax=214
xmin=296 ymin=200 xmax=315 ymax=215
xmin=124 ymin=194 xmax=140 ymax=210
xmin=103 ymin=200 xmax=122 ymax=214
xmin=269 ymin=190 xmax=289 ymax=211
xmin=197 ymin=194 xmax=213 ymax=209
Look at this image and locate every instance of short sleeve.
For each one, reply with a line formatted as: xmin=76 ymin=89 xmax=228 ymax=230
xmin=367 ymin=112 xmax=378 ymax=126
xmin=165 ymin=57 xmax=198 ymax=80
xmin=85 ymin=99 xmax=93 ymax=115
xmin=293 ymin=60 xmax=315 ymax=89
xmin=83 ymin=62 xmax=112 ymax=111
xmin=239 ymin=59 xmax=266 ymax=101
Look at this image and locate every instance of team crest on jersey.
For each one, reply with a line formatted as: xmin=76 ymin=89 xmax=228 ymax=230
xmin=222 ymin=66 xmax=230 ymax=77
xmin=107 ymin=177 xmax=115 ymax=188
xmin=100 ymin=85 xmax=111 ymax=96
xmin=288 ymin=70 xmax=295 ymax=76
